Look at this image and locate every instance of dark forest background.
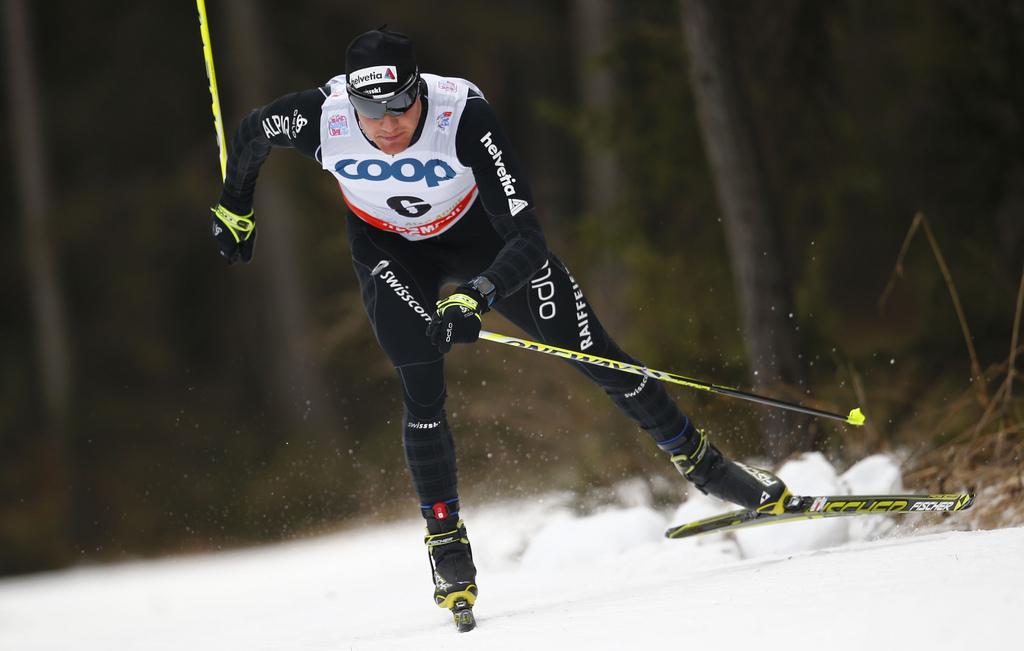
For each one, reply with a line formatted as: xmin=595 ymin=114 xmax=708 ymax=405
xmin=2 ymin=0 xmax=1022 ymax=575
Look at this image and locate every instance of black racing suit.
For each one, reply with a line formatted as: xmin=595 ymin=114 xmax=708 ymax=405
xmin=220 ymin=78 xmax=699 ymax=519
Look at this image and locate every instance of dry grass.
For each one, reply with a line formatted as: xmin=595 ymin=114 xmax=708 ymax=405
xmin=886 ymin=214 xmax=1024 ymax=531
xmin=880 ymin=212 xmax=989 ymax=407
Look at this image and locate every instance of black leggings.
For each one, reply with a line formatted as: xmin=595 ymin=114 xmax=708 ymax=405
xmin=348 ymin=205 xmax=697 ymax=518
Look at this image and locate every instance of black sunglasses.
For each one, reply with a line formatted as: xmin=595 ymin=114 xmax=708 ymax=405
xmin=348 ymin=75 xmax=420 ymax=119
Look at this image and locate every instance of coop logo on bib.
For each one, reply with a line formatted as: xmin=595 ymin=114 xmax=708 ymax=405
xmin=349 ymin=66 xmax=398 ymax=90
xmin=334 ymin=158 xmax=457 ymax=188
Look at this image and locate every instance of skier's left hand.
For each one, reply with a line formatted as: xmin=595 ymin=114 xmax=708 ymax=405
xmin=427 ymin=287 xmax=486 ymax=353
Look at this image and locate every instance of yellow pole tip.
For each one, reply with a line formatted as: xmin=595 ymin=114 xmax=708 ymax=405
xmin=847 ymin=408 xmax=866 ymax=426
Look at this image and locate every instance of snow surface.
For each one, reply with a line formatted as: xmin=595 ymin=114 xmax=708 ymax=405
xmin=1 ymin=453 xmax=1020 ymax=650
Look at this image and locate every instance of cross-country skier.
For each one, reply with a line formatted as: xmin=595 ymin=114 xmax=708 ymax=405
xmin=209 ymin=27 xmax=790 ymax=631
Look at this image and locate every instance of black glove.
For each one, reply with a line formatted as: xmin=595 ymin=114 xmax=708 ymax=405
xmin=427 ymin=286 xmax=488 ymax=354
xmin=210 ymin=204 xmax=256 ymax=264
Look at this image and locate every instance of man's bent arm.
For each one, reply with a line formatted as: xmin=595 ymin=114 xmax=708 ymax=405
xmin=219 ymin=87 xmax=327 ymax=214
xmin=456 ymin=94 xmax=548 ymax=302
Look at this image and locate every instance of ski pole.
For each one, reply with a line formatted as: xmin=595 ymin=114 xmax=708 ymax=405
xmin=196 ymin=0 xmax=227 ymax=181
xmin=477 ymin=330 xmax=866 ymax=427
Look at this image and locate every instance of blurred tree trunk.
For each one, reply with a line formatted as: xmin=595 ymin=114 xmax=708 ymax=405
xmin=4 ymin=0 xmax=72 ymax=436
xmin=222 ymin=0 xmax=338 ymax=443
xmin=680 ymin=0 xmax=807 ymax=459
xmin=4 ymin=0 xmax=78 ymax=563
xmin=572 ymin=0 xmax=624 ymax=328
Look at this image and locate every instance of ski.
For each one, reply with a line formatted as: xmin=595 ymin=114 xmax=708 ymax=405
xmin=665 ymin=493 xmax=975 ymax=540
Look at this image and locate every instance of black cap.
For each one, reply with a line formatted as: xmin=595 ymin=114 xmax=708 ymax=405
xmin=345 ymin=28 xmax=418 ymax=100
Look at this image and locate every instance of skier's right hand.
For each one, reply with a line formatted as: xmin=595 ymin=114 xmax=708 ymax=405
xmin=210 ymin=204 xmax=257 ymax=264
xmin=427 ymin=287 xmax=486 ymax=353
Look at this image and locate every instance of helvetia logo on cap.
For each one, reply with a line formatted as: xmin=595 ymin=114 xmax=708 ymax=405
xmin=349 ymin=66 xmax=398 ymax=89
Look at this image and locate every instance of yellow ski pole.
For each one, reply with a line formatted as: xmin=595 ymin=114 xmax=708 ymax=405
xmin=478 ymin=330 xmax=866 ymax=427
xmin=196 ymin=0 xmax=227 ymax=181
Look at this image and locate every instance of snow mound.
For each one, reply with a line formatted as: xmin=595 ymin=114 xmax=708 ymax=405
xmin=508 ymin=452 xmax=909 ymax=565
xmin=519 ymin=506 xmax=665 ymax=571
xmin=841 ymin=453 xmax=903 ymax=494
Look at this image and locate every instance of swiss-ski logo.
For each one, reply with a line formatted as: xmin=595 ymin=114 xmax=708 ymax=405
xmin=436 ymin=110 xmax=453 ymax=132
xmin=407 ymin=420 xmax=440 ymax=429
xmin=328 ymin=112 xmax=350 ymax=138
xmin=624 ymin=376 xmax=647 ymax=398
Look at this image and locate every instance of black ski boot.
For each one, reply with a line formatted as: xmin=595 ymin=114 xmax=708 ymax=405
xmin=424 ymin=507 xmax=478 ymax=632
xmin=670 ymin=430 xmax=791 ymax=514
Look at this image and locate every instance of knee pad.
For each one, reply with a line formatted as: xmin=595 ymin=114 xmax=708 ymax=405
xmin=398 ymin=360 xmax=446 ymax=420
